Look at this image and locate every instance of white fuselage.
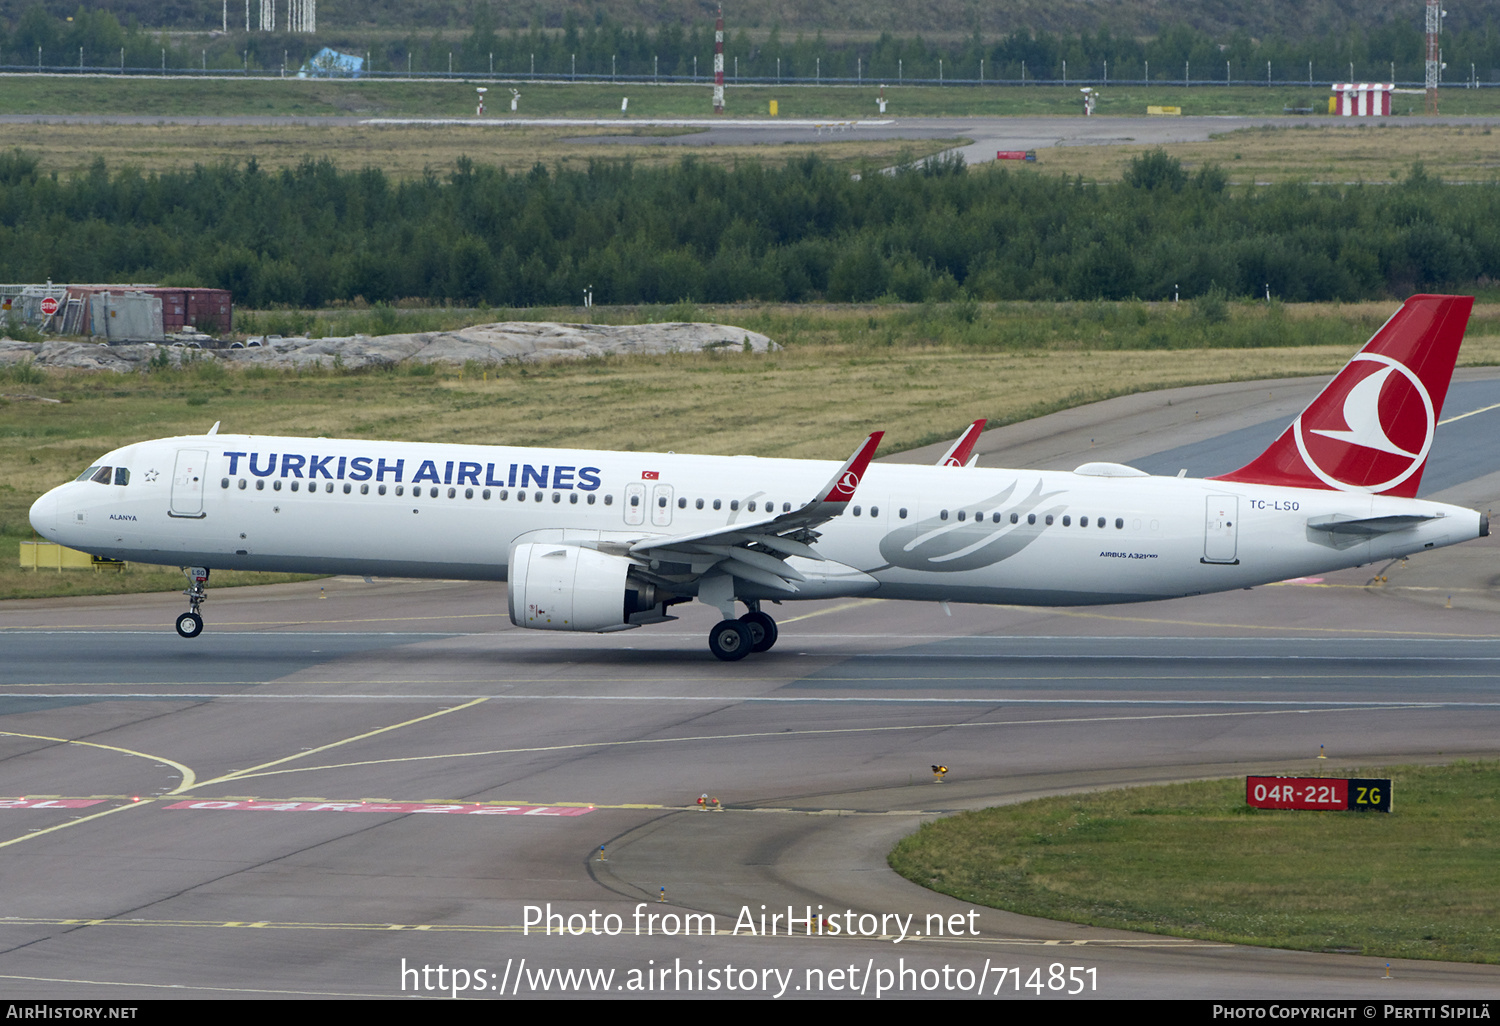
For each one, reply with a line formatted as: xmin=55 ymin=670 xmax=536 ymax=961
xmin=28 ymin=433 xmax=1486 ymax=609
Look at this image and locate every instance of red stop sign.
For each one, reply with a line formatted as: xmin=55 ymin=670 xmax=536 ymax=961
xmin=39 ymin=297 xmax=59 ymax=316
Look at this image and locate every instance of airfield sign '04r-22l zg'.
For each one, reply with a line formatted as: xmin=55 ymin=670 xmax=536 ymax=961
xmin=28 ymin=295 xmax=1490 ymax=660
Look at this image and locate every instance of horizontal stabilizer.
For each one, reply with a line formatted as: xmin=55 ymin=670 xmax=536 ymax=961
xmin=1306 ymin=513 xmax=1440 ymax=535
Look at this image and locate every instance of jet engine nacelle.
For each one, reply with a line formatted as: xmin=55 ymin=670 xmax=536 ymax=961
xmin=507 ymin=542 xmax=660 ymax=631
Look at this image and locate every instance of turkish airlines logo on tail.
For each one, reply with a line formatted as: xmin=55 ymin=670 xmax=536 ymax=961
xmin=1293 ymin=353 xmax=1435 ymax=493
xmin=836 ymin=470 xmax=861 ymax=494
xmin=940 ymin=456 xmax=963 ymax=467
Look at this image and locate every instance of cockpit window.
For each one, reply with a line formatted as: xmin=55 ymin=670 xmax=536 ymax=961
xmin=76 ymin=465 xmax=101 ymax=482
xmin=89 ymin=466 xmax=113 ymax=484
xmin=113 ymin=468 xmax=129 ymax=486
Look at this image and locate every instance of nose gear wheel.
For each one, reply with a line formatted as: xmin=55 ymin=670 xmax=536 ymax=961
xmin=177 ymin=566 xmax=209 ymax=638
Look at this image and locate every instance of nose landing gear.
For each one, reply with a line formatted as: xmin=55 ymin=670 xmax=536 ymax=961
xmin=176 ymin=566 xmax=208 ymax=638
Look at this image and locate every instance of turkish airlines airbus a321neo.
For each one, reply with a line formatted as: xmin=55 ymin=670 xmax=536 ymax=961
xmin=28 ymin=295 xmax=1490 ymax=660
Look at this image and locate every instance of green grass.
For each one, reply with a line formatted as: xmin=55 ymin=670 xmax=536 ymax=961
xmin=261 ymin=297 xmax=1500 ymax=352
xmin=1037 ymin=123 xmax=1500 ymax=185
xmin=0 ymin=120 xmax=965 ymax=180
xmin=5 ymin=78 xmax=1500 ymax=119
xmin=1 ymin=535 xmax=320 ymax=601
xmin=889 ymin=762 xmax=1500 ymax=963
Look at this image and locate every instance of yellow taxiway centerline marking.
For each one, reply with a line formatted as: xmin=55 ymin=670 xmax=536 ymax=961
xmin=1006 ymin=607 xmax=1499 ymax=638
xmin=0 ymin=972 xmax=389 ymax=998
xmin=2 ymin=671 xmax=1498 ymax=691
xmin=186 ymin=696 xmax=489 ymax=792
xmin=210 ymin=703 xmax=1424 ymax=785
xmin=1266 ymin=582 xmax=1490 ymax=592
xmin=0 ymin=731 xmax=197 ymax=791
xmin=0 ymin=701 xmax=488 ymax=849
xmin=0 ymin=801 xmax=150 ymax=851
xmin=0 ymin=731 xmax=199 ymax=851
xmin=13 ymin=794 xmax=971 ymax=815
xmin=1439 ymin=400 xmax=1500 ymax=425
xmin=779 ymin=598 xmax=883 ymax=624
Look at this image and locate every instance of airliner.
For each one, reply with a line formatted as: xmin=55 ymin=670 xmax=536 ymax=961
xmin=27 ymin=294 xmax=1489 ymax=660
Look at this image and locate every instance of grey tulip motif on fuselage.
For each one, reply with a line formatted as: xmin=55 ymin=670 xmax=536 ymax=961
xmin=870 ymin=480 xmax=1067 ymax=573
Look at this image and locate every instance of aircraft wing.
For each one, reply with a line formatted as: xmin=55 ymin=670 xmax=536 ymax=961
xmin=936 ymin=419 xmax=986 ymax=467
xmin=628 ymin=431 xmax=884 ymax=592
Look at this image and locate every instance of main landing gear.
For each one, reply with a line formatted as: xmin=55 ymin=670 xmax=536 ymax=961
xmin=707 ymin=606 xmax=779 ymax=662
xmin=176 ymin=566 xmax=209 ymax=638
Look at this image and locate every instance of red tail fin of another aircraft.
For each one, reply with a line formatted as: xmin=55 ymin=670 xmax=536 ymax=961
xmin=1211 ymin=294 xmax=1473 ymax=497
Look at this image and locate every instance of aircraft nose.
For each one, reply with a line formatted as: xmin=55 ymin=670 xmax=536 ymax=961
xmin=29 ymin=488 xmax=58 ymax=537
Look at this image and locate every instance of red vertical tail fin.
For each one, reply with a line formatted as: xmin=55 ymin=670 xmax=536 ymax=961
xmin=1211 ymin=294 xmax=1473 ymax=497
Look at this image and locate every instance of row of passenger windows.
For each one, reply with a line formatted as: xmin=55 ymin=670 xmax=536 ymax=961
xmin=219 ymin=476 xmax=1126 ymax=529
xmin=853 ymin=506 xmax=1124 ymax=528
xmin=222 ymin=477 xmax=615 ymax=504
xmin=933 ymin=509 xmax=1126 ymax=529
xmin=858 ymin=505 xmax=1124 ymax=528
xmin=638 ymin=495 xmax=796 ymax=513
xmin=223 ymin=477 xmax=805 ymax=513
xmin=79 ymin=465 xmax=129 ymax=486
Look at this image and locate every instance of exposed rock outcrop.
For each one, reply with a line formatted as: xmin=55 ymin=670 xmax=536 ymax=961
xmin=0 ymin=322 xmax=777 ymax=372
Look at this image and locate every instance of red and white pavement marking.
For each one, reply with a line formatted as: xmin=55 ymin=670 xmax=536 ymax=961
xmin=164 ymin=800 xmax=592 ymax=816
xmin=0 ymin=799 xmax=107 ymax=809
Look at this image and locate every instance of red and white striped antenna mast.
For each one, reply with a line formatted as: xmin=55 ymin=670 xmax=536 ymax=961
xmin=1425 ymin=0 xmax=1441 ymax=115
xmin=713 ymin=6 xmax=725 ymax=114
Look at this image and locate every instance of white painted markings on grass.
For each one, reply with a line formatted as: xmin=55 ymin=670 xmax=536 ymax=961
xmin=163 ymin=799 xmax=591 ymax=816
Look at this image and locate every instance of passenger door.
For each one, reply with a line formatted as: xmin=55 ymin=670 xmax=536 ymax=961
xmin=1203 ymin=495 xmax=1239 ymax=564
xmin=170 ymin=449 xmax=208 ymax=518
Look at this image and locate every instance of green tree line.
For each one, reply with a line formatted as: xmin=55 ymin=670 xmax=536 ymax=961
xmin=0 ymin=148 xmax=1493 ymax=307
xmin=4 ymin=5 xmax=1500 ymax=83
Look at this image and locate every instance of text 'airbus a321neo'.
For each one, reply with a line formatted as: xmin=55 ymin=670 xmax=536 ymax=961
xmin=28 ymin=295 xmax=1490 ymax=660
